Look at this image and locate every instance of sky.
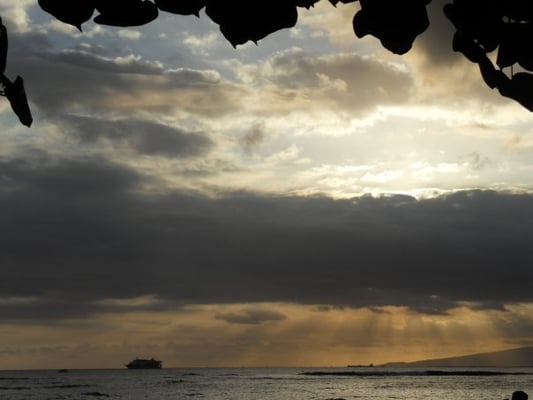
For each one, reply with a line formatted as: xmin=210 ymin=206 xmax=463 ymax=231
xmin=1 ymin=1 xmax=533 ymax=370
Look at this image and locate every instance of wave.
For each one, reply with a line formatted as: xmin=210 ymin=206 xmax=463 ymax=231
xmin=81 ymin=392 xmax=110 ymax=398
xmin=43 ymin=384 xmax=93 ymax=389
xmin=0 ymin=386 xmax=29 ymax=390
xmin=0 ymin=377 xmax=29 ymax=381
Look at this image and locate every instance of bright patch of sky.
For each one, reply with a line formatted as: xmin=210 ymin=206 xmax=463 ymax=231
xmin=2 ymin=2 xmax=532 ymax=199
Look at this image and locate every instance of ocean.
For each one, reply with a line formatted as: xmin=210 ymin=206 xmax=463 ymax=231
xmin=0 ymin=367 xmax=531 ymax=400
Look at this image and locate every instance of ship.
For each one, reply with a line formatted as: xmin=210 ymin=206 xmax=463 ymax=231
xmin=125 ymin=357 xmax=162 ymax=369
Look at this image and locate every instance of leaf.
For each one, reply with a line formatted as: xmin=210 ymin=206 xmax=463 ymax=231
xmin=205 ymin=1 xmax=298 ymax=47
xmin=295 ymin=0 xmax=321 ymax=9
xmin=328 ymin=0 xmax=357 ymax=6
xmin=452 ymin=31 xmax=484 ymax=63
xmin=477 ymin=55 xmax=504 ymax=89
xmin=4 ymin=76 xmax=33 ymax=127
xmin=444 ymin=0 xmax=503 ymax=53
xmin=504 ymin=0 xmax=533 ymax=22
xmin=353 ymin=0 xmax=430 ymax=55
xmin=498 ymin=72 xmax=533 ymax=111
xmin=154 ymin=0 xmax=206 ymax=17
xmin=37 ymin=0 xmax=95 ymax=31
xmin=94 ymin=0 xmax=158 ymax=27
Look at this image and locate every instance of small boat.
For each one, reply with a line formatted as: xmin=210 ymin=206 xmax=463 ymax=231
xmin=125 ymin=358 xmax=162 ymax=369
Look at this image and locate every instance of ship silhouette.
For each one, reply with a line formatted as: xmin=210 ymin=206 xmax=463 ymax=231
xmin=125 ymin=357 xmax=162 ymax=369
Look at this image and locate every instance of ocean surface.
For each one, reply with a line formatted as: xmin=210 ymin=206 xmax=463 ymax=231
xmin=0 ymin=367 xmax=531 ymax=400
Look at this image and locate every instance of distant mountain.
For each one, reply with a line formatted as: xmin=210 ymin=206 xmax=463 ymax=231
xmin=382 ymin=347 xmax=533 ymax=368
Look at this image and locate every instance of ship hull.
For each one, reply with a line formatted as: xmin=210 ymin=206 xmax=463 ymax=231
xmin=125 ymin=358 xmax=162 ymax=369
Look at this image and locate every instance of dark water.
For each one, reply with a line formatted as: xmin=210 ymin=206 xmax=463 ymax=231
xmin=0 ymin=367 xmax=531 ymax=400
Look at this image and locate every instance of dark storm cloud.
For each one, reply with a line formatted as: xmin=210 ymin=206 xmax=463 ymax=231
xmin=0 ymin=151 xmax=140 ymax=193
xmin=60 ymin=115 xmax=213 ymax=158
xmin=215 ymin=308 xmax=287 ymax=325
xmin=1 ymin=154 xmax=533 ymax=321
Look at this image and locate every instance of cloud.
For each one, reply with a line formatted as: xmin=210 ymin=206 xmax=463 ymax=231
xmin=0 ymin=0 xmax=34 ymax=32
xmin=0 ymin=152 xmax=532 ymax=322
xmin=2 ymin=302 xmax=530 ymax=369
xmin=60 ymin=115 xmax=214 ymax=158
xmin=239 ymin=124 xmax=267 ymax=154
xmin=52 ymin=47 xmax=164 ymax=75
xmin=402 ymin=0 xmax=513 ymax=109
xmin=0 ymin=151 xmax=141 ymax=193
xmin=117 ymin=29 xmax=142 ymax=40
xmin=297 ymin=1 xmax=361 ymax=49
xmin=466 ymin=151 xmax=491 ymax=171
xmin=2 ymin=2 xmax=532 ymax=329
xmin=6 ymin=16 xmax=504 ymax=132
xmin=412 ymin=0 xmax=459 ymax=66
xmin=216 ymin=308 xmax=287 ymax=325
xmin=5 ymin=30 xmax=244 ymax=118
xmin=164 ymin=67 xmax=221 ymax=85
xmin=183 ymin=32 xmax=220 ymax=56
xmin=237 ymin=48 xmax=414 ymax=113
